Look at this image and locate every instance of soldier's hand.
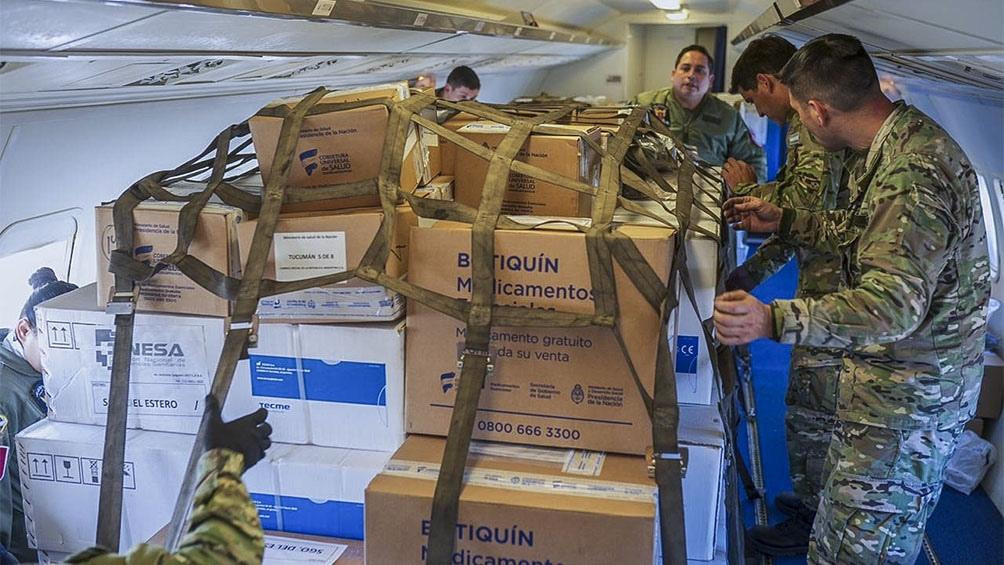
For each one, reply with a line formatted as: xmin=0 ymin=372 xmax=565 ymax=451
xmin=722 ymin=158 xmax=758 ymax=191
xmin=722 ymin=196 xmax=782 ymax=232
xmin=204 ymin=395 xmax=272 ymax=472
xmin=714 ymin=291 xmax=773 ymax=345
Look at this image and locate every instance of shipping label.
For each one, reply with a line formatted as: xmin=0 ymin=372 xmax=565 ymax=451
xmin=273 ymin=231 xmax=347 ymax=282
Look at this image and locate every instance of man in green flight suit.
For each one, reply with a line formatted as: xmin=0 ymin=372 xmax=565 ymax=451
xmin=0 ymin=268 xmax=78 ymax=563
xmin=723 ymin=35 xmax=854 ymax=556
xmin=715 ymin=34 xmax=990 ymax=564
xmin=630 ymin=44 xmax=767 ymax=181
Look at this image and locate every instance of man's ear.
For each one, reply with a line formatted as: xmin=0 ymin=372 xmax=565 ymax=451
xmin=806 ymin=99 xmax=829 ymax=128
xmin=15 ymin=318 xmax=32 ymax=341
xmin=756 ymin=73 xmax=773 ymax=93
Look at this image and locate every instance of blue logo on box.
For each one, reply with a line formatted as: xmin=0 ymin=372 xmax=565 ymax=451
xmin=248 ymin=354 xmax=387 ymax=406
xmin=675 ymin=335 xmax=699 ymax=374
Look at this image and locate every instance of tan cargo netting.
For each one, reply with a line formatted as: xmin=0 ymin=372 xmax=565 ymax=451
xmin=100 ymin=87 xmax=727 ymax=564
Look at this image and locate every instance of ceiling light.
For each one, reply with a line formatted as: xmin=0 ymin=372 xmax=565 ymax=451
xmin=650 ymin=0 xmax=682 ymax=10
xmin=665 ymin=9 xmax=689 ymax=21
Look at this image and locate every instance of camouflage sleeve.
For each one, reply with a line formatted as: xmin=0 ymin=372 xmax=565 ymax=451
xmin=730 ymin=181 xmax=778 ymax=202
xmin=728 ymin=116 xmax=767 ymax=183
xmin=738 ymin=235 xmax=795 ymax=287
xmin=66 ymin=449 xmax=264 ymax=565
xmin=776 ymin=207 xmax=866 ymax=256
xmin=771 ymin=155 xmax=956 ymax=348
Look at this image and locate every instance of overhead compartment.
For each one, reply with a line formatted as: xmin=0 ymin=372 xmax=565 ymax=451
xmin=732 ymin=0 xmax=1004 ymax=95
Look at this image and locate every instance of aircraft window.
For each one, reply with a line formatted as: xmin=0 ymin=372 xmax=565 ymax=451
xmin=0 ymin=240 xmax=74 ymax=323
xmin=0 ymin=208 xmax=80 ymax=323
xmin=988 ymin=177 xmax=1002 ymax=282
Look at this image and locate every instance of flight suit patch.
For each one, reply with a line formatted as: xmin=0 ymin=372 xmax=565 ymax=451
xmin=31 ymin=380 xmax=47 ymax=413
xmin=652 ymin=103 xmax=669 ymax=123
xmin=700 ymin=114 xmax=722 ymax=125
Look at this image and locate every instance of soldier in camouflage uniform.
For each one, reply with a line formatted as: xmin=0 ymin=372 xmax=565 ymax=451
xmin=715 ymin=34 xmax=990 ymax=564
xmin=0 ymin=268 xmax=78 ymax=563
xmin=67 ymin=396 xmax=272 ymax=564
xmin=629 ymin=44 xmax=767 ymax=181
xmin=721 ymin=35 xmax=854 ymax=556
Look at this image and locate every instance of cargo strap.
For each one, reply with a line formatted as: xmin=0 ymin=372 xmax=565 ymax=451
xmin=99 ymin=91 xmax=729 ymax=563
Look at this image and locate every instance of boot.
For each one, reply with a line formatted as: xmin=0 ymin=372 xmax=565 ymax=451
xmin=746 ymin=516 xmax=812 ymax=556
xmin=775 ymin=491 xmax=809 ymax=517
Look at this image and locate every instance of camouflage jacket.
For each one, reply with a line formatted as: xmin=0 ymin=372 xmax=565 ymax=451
xmin=735 ymin=113 xmax=852 ymax=368
xmin=0 ymin=330 xmax=47 ymax=564
xmin=630 ymin=87 xmax=767 ymax=181
xmin=67 ymin=449 xmax=264 ymax=564
xmin=771 ymin=102 xmax=991 ymax=431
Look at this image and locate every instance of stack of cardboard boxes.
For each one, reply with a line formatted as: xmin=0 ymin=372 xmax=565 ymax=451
xmin=17 ymin=87 xmax=729 ymax=564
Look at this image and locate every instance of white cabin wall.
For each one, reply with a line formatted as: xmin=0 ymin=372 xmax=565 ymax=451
xmin=0 ymin=91 xmax=308 ymax=287
xmin=539 ymin=9 xmax=763 ymax=102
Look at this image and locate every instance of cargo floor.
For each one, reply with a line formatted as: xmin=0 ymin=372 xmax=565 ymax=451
xmin=735 ymin=246 xmax=1004 ymax=565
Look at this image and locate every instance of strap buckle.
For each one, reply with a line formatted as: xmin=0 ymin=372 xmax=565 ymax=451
xmin=104 ymin=287 xmax=138 ymax=316
xmin=457 ymin=348 xmax=493 ymax=373
xmin=226 ymin=315 xmax=260 ymax=347
xmin=646 ymin=446 xmax=689 ymax=478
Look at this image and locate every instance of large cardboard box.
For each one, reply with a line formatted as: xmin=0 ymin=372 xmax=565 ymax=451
xmin=365 ymin=420 xmax=725 ymax=564
xmin=17 ymin=420 xmax=386 ymax=557
xmin=453 ymin=122 xmax=602 ymax=217
xmin=16 ymin=420 xmax=196 ymax=554
xmin=95 ymin=202 xmax=243 ymax=317
xmin=406 ymin=222 xmax=674 ymax=454
xmin=224 ymin=321 xmax=406 ymax=451
xmin=244 ymin=443 xmax=391 ymax=541
xmin=35 ymin=284 xmax=225 ymax=433
xmin=262 ymin=532 xmax=365 ymax=565
xmin=238 ymin=206 xmax=416 ymax=323
xmin=249 ymin=83 xmax=429 ymax=212
xmin=615 ymin=194 xmax=722 ymax=407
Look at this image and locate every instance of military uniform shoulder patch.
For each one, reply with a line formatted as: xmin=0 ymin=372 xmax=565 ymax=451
xmin=31 ymin=379 xmax=47 ymax=413
xmin=0 ymin=414 xmax=8 ymax=481
xmin=652 ymin=103 xmax=669 ymax=124
xmin=787 ymin=130 xmax=800 ymax=146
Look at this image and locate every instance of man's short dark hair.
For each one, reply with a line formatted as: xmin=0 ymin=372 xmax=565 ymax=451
xmin=729 ymin=35 xmax=797 ymax=94
xmin=674 ymin=45 xmax=713 ymax=70
xmin=778 ymin=33 xmax=879 ymax=112
xmin=446 ymin=66 xmax=480 ymax=91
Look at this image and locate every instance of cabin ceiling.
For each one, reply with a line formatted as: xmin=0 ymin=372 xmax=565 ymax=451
xmin=733 ymin=0 xmax=1004 ymax=97
xmin=0 ymin=0 xmax=623 ymax=111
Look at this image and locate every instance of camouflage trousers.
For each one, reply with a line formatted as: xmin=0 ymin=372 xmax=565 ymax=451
xmin=808 ymin=421 xmax=964 ymax=564
xmin=785 ymin=358 xmax=840 ymax=509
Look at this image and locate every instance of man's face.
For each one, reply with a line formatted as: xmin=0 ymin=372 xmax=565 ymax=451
xmin=788 ymin=91 xmax=844 ymax=151
xmin=442 ymin=84 xmax=479 ymax=102
xmin=671 ymin=51 xmax=713 ymax=99
xmin=16 ymin=318 xmax=44 ymax=374
xmin=739 ymin=76 xmax=788 ymax=124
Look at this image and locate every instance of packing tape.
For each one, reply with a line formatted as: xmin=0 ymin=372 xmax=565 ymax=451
xmin=383 ymin=459 xmax=655 ymax=503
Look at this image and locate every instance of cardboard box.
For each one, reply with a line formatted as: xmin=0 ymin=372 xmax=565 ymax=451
xmin=453 ymin=122 xmax=602 ymax=217
xmin=145 ymin=528 xmax=366 ymax=565
xmin=223 ymin=321 xmax=406 ymax=451
xmin=17 ymin=420 xmax=385 ymax=557
xmin=615 ymin=196 xmax=722 ymax=407
xmin=433 ymin=113 xmax=481 ymax=177
xmin=263 ymin=532 xmax=365 ymax=565
xmin=365 ymin=418 xmax=724 ymax=563
xmin=96 ymin=202 xmax=243 ymax=317
xmin=250 ymin=83 xmax=429 ymax=212
xmin=413 ymin=175 xmax=454 ymax=201
xmin=977 ymin=352 xmax=1004 ymax=419
xmin=238 ymin=206 xmax=416 ymax=323
xmin=35 ymin=284 xmax=225 ymax=433
xmin=16 ymin=420 xmax=196 ymax=554
xmin=406 ymin=222 xmax=675 ymax=454
xmin=244 ymin=443 xmax=391 ymax=541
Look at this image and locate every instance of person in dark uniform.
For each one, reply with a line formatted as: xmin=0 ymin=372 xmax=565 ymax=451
xmin=0 ymin=268 xmax=77 ymax=562
xmin=435 ymin=65 xmax=481 ymax=102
